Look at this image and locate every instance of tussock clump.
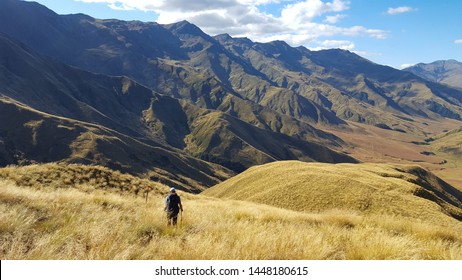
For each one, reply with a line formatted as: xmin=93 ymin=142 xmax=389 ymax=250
xmin=0 ymin=163 xmax=168 ymax=198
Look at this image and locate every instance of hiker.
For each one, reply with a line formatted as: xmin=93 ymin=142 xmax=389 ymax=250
xmin=164 ymin=188 xmax=183 ymax=226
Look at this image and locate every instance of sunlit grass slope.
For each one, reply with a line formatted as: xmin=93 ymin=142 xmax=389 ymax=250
xmin=203 ymin=161 xmax=462 ymax=226
xmin=430 ymin=127 xmax=462 ymax=156
xmin=1 ymin=163 xmax=462 ymax=259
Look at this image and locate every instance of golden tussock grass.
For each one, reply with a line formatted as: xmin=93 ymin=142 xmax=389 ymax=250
xmin=1 ymin=169 xmax=462 ymax=259
xmin=0 ymin=163 xmax=166 ymax=198
xmin=203 ymin=161 xmax=462 ymax=227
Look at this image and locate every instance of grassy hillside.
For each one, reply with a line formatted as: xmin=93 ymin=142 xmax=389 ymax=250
xmin=0 ymin=99 xmax=234 ymax=192
xmin=426 ymin=127 xmax=462 ymax=189
xmin=144 ymin=98 xmax=357 ymax=173
xmin=1 ymin=163 xmax=462 ymax=259
xmin=429 ymin=128 xmax=462 ymax=156
xmin=204 ymin=161 xmax=462 ymax=225
xmin=0 ymin=33 xmax=354 ymax=179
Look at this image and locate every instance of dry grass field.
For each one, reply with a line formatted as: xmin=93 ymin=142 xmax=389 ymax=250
xmin=1 ymin=162 xmax=462 ymax=260
xmin=204 ymin=161 xmax=462 ymax=224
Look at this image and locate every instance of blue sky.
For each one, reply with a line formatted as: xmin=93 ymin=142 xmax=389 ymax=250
xmin=29 ymin=0 xmax=462 ymax=69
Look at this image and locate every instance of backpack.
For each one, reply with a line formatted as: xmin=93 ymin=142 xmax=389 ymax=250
xmin=165 ymin=194 xmax=180 ymax=212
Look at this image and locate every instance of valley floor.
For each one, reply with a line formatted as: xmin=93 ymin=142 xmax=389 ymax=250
xmin=324 ymin=118 xmax=462 ymax=191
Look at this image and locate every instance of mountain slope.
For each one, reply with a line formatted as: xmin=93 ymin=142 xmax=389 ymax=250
xmin=425 ymin=127 xmax=462 ymax=190
xmin=0 ymin=98 xmax=233 ymax=192
xmin=176 ymin=103 xmax=355 ymax=172
xmin=215 ymin=35 xmax=462 ymax=126
xmin=0 ymin=33 xmax=356 ymax=180
xmin=428 ymin=127 xmax=462 ymax=156
xmin=0 ymin=0 xmax=342 ymax=126
xmin=404 ymin=60 xmax=462 ymax=89
xmin=204 ymin=161 xmax=462 ymax=223
xmin=0 ymin=33 xmax=156 ymax=139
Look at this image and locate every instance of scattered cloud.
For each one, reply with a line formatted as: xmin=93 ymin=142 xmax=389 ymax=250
xmin=75 ymin=0 xmax=388 ymax=48
xmin=400 ymin=63 xmax=415 ymax=69
xmin=308 ymin=39 xmax=355 ymax=51
xmin=387 ymin=6 xmax=416 ymax=15
xmin=107 ymin=2 xmax=133 ymax=11
xmin=455 ymin=39 xmax=462 ymax=44
xmin=353 ymin=50 xmax=383 ymax=59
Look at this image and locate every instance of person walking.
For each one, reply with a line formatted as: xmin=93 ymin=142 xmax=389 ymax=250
xmin=164 ymin=188 xmax=183 ymax=226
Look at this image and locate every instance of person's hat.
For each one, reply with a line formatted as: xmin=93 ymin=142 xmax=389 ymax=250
xmin=170 ymin=188 xmax=176 ymax=192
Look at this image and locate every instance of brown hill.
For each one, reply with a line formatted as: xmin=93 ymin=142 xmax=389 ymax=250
xmin=0 ymin=163 xmax=169 ymax=197
xmin=423 ymin=127 xmax=462 ymax=189
xmin=428 ymin=127 xmax=462 ymax=156
xmin=203 ymin=161 xmax=462 ymax=223
xmin=0 ymin=98 xmax=233 ymax=192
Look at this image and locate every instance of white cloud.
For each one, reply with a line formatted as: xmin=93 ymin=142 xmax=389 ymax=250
xmin=353 ymin=50 xmax=382 ymax=58
xmin=309 ymin=39 xmax=355 ymax=51
xmin=75 ymin=0 xmax=388 ymax=48
xmin=107 ymin=2 xmax=133 ymax=10
xmin=400 ymin=63 xmax=415 ymax=69
xmin=323 ymin=14 xmax=346 ymax=24
xmin=387 ymin=6 xmax=416 ymax=15
xmin=455 ymin=39 xmax=462 ymax=44
xmin=281 ymin=0 xmax=349 ymax=25
xmin=238 ymin=0 xmax=281 ymax=4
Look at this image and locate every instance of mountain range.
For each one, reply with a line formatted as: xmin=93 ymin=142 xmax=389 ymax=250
xmin=404 ymin=60 xmax=462 ymax=90
xmin=2 ymin=0 xmax=462 ymax=125
xmin=1 ymin=0 xmax=462 ymax=190
xmin=0 ymin=32 xmax=357 ymax=191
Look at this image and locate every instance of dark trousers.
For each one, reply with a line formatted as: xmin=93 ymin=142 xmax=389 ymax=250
xmin=167 ymin=210 xmax=179 ymax=226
